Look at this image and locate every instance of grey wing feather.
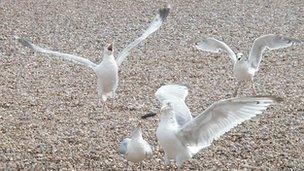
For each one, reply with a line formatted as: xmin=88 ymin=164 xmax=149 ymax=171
xmin=248 ymin=34 xmax=303 ymax=69
xmin=196 ymin=38 xmax=237 ymax=64
xmin=177 ymin=96 xmax=282 ymax=155
xmin=155 ymin=84 xmax=189 ymax=101
xmin=155 ymin=84 xmax=192 ymax=125
xmin=119 ymin=138 xmax=131 ymax=155
xmin=115 ymin=5 xmax=170 ymax=67
xmin=15 ymin=36 xmax=97 ymax=69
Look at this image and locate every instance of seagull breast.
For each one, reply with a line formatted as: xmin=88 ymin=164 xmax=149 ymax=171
xmin=95 ymin=59 xmax=119 ymax=94
xmin=233 ymin=60 xmax=255 ymax=81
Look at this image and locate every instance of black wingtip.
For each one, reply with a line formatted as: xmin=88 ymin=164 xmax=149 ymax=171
xmin=273 ymin=96 xmax=284 ymax=102
xmin=248 ymin=95 xmax=284 ymax=103
xmin=229 ymin=95 xmax=284 ymax=104
xmin=107 ymin=43 xmax=113 ymax=52
xmin=15 ymin=36 xmax=34 ymax=49
xmin=141 ymin=111 xmax=157 ymax=119
xmin=158 ymin=4 xmax=171 ymax=21
xmin=258 ymin=96 xmax=284 ymax=103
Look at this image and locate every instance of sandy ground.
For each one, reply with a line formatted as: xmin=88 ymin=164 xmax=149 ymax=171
xmin=0 ymin=0 xmax=303 ymax=170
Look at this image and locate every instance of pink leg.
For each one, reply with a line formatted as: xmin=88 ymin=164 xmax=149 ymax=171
xmin=233 ymin=81 xmax=242 ymax=97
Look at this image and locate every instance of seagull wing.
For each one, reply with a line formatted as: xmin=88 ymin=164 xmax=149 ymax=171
xmin=155 ymin=84 xmax=192 ymax=125
xmin=119 ymin=138 xmax=131 ymax=156
xmin=248 ymin=34 xmax=302 ymax=70
xmin=15 ymin=36 xmax=97 ymax=69
xmin=196 ymin=38 xmax=237 ymax=64
xmin=177 ymin=96 xmax=282 ymax=155
xmin=115 ymin=5 xmax=170 ymax=67
xmin=143 ymin=140 xmax=153 ymax=158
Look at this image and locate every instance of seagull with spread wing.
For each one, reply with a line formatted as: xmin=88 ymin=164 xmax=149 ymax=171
xmin=119 ymin=122 xmax=153 ymax=171
xmin=155 ymin=84 xmax=282 ymax=169
xmin=15 ymin=5 xmax=170 ymax=110
xmin=196 ymin=34 xmax=302 ymax=96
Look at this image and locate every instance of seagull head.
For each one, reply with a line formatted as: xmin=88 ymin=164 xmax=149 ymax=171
xmin=131 ymin=122 xmax=143 ymax=139
xmin=236 ymin=52 xmax=244 ymax=61
xmin=104 ymin=42 xmax=114 ymax=56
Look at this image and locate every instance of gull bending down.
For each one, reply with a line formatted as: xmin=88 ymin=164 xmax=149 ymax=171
xmin=15 ymin=5 xmax=170 ymax=109
xmin=196 ymin=34 xmax=302 ymax=96
xmin=119 ymin=123 xmax=153 ymax=171
xmin=155 ymin=84 xmax=282 ymax=169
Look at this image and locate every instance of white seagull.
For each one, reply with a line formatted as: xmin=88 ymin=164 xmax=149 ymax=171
xmin=155 ymin=84 xmax=282 ymax=169
xmin=196 ymin=34 xmax=302 ymax=96
xmin=15 ymin=5 xmax=170 ymax=110
xmin=119 ymin=123 xmax=153 ymax=171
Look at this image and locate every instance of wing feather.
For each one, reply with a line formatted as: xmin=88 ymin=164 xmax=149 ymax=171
xmin=15 ymin=36 xmax=97 ymax=69
xmin=196 ymin=38 xmax=237 ymax=64
xmin=119 ymin=138 xmax=131 ymax=156
xmin=115 ymin=5 xmax=170 ymax=66
xmin=177 ymin=96 xmax=282 ymax=155
xmin=155 ymin=84 xmax=192 ymax=125
xmin=248 ymin=34 xmax=303 ymax=69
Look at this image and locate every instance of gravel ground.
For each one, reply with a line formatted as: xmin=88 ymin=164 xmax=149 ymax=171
xmin=1 ymin=0 xmax=304 ymax=170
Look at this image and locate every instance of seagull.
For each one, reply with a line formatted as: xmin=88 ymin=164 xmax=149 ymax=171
xmin=196 ymin=34 xmax=302 ymax=96
xmin=155 ymin=84 xmax=282 ymax=169
xmin=119 ymin=122 xmax=153 ymax=171
xmin=15 ymin=5 xmax=170 ymax=110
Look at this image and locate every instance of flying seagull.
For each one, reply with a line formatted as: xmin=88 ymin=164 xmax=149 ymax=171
xmin=196 ymin=34 xmax=302 ymax=96
xmin=155 ymin=84 xmax=282 ymax=169
xmin=119 ymin=122 xmax=153 ymax=171
xmin=15 ymin=5 xmax=170 ymax=110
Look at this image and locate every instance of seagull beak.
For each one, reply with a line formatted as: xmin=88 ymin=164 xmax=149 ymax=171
xmin=107 ymin=42 xmax=114 ymax=52
xmin=141 ymin=111 xmax=157 ymax=119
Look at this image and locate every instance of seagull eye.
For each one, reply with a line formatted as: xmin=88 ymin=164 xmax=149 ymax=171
xmin=238 ymin=57 xmax=241 ymax=61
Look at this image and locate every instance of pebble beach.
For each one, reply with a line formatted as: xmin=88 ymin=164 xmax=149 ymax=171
xmin=0 ymin=0 xmax=303 ymax=170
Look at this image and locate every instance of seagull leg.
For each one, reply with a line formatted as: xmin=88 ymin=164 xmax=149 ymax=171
xmin=97 ymin=99 xmax=103 ymax=108
xmin=102 ymin=101 xmax=108 ymax=114
xmin=140 ymin=162 xmax=143 ymax=171
xmin=251 ymin=80 xmax=257 ymax=95
xmin=164 ymin=153 xmax=170 ymax=170
xmin=110 ymin=92 xmax=116 ymax=108
xmin=233 ymin=81 xmax=242 ymax=97
xmin=176 ymin=163 xmax=183 ymax=171
xmin=125 ymin=161 xmax=129 ymax=171
xmin=99 ymin=95 xmax=109 ymax=114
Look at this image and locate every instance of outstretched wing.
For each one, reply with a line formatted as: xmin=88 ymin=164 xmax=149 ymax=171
xmin=15 ymin=36 xmax=97 ymax=69
xmin=196 ymin=38 xmax=237 ymax=64
xmin=177 ymin=96 xmax=282 ymax=155
xmin=155 ymin=84 xmax=192 ymax=125
xmin=115 ymin=5 xmax=170 ymax=67
xmin=248 ymin=34 xmax=302 ymax=70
